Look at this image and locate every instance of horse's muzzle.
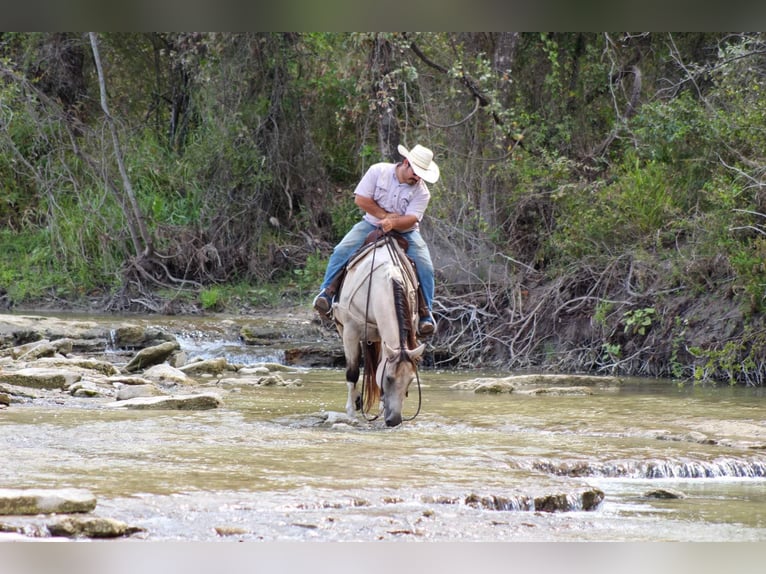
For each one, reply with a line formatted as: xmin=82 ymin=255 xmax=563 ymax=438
xmin=385 ymin=412 xmax=402 ymax=427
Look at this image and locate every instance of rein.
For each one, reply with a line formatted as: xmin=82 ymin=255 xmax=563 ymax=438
xmin=358 ymin=232 xmax=422 ymax=423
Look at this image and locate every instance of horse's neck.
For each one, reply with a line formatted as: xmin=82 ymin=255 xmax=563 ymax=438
xmin=340 ymin=245 xmax=414 ymax=346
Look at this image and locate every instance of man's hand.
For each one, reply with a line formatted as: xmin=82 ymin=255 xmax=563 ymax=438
xmin=380 ymin=214 xmax=398 ymax=232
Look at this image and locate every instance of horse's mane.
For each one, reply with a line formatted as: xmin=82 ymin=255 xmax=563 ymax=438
xmin=392 ymin=278 xmax=417 ymax=350
xmin=362 ymin=275 xmax=416 ymax=415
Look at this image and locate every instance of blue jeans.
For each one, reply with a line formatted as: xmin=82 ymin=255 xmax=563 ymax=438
xmin=320 ymin=220 xmax=435 ymax=315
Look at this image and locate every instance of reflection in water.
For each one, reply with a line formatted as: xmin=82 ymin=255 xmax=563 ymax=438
xmin=2 ymin=366 xmax=765 ymax=541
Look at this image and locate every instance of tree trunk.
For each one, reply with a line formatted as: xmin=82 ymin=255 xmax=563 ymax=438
xmin=369 ymin=34 xmax=400 ymax=161
xmin=88 ymin=32 xmax=153 ymax=261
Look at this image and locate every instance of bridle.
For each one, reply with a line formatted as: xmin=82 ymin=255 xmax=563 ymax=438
xmin=359 ymin=232 xmax=423 ymax=423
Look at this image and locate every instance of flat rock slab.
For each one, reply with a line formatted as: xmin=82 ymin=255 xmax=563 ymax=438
xmin=0 ymin=367 xmax=82 ymax=390
xmin=452 ymin=373 xmax=622 ymax=393
xmin=47 ymin=516 xmax=145 ymax=539
xmin=105 ymin=393 xmax=223 ymax=410
xmin=0 ymin=488 xmax=97 ymax=516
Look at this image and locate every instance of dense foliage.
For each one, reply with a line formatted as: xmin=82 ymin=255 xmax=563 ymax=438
xmin=2 ymin=32 xmax=766 ymax=384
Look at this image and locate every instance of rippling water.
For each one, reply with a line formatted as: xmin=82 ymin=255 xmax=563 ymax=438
xmin=2 ymin=359 xmax=765 ymax=542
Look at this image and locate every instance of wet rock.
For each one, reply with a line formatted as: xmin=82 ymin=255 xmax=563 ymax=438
xmin=106 ymin=393 xmax=223 ymax=410
xmin=47 ymin=516 xmax=145 ymax=539
xmin=516 ymin=386 xmax=594 ymax=396
xmin=272 ymin=411 xmax=358 ymax=428
xmin=283 ymin=345 xmax=346 ymax=368
xmin=124 ymin=341 xmax=181 ymax=372
xmin=241 ymin=362 xmax=297 ymax=373
xmin=580 ymin=488 xmax=606 ymax=510
xmin=464 ymin=488 xmax=604 ymax=513
xmin=179 ymin=357 xmax=228 ymax=376
xmin=458 ymin=380 xmax=515 ymax=393
xmin=0 ymin=382 xmax=44 ymax=402
xmin=238 ymin=366 xmax=270 ymax=376
xmin=0 ymin=315 xmax=103 ymax=349
xmin=142 ymin=364 xmax=192 ymax=385
xmin=110 ymin=325 xmax=145 ymax=347
xmin=455 ymin=374 xmax=622 ymax=393
xmin=8 ymin=338 xmax=76 ymax=360
xmin=240 ymin=325 xmax=285 ymax=345
xmin=69 ymin=380 xmax=111 ymax=398
xmin=107 ymin=374 xmax=154 ymax=386
xmin=465 ymin=493 xmax=533 ymax=511
xmin=215 ymin=526 xmax=250 ymax=537
xmin=30 ymin=356 xmax=119 ymax=376
xmin=656 ymin=431 xmax=717 ymax=445
xmin=0 ymin=522 xmax=24 ymax=534
xmin=13 ymin=340 xmax=57 ymax=360
xmin=420 ymin=495 xmax=460 ymax=505
xmin=643 ymin=488 xmax=686 ymax=499
xmin=218 ymin=373 xmax=302 ymax=388
xmin=0 ymin=488 xmax=97 ymax=515
xmin=0 ymin=393 xmax=8 ymax=407
xmin=115 ymin=383 xmax=165 ymax=400
xmin=0 ymin=367 xmax=81 ymax=390
xmin=168 ymin=350 xmax=188 ymax=368
xmin=67 ymin=338 xmax=109 ymax=353
xmin=535 ymin=488 xmax=604 ymax=512
xmin=533 ymin=493 xmax=574 ymax=512
xmin=112 ymin=325 xmax=175 ymax=349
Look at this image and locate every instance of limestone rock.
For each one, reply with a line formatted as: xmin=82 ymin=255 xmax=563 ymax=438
xmin=106 ymin=393 xmax=222 ymax=410
xmin=124 ymin=341 xmax=180 ymax=372
xmin=115 ymin=383 xmax=165 ymax=400
xmin=31 ymin=357 xmax=119 ymax=376
xmin=47 ymin=516 xmax=144 ymax=539
xmin=142 ymin=364 xmax=193 ymax=385
xmin=178 ymin=357 xmax=228 ymax=375
xmin=0 ymin=488 xmax=97 ymax=515
xmin=0 ymin=367 xmax=81 ymax=390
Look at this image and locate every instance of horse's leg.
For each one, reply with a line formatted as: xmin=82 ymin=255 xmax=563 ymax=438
xmin=344 ymin=333 xmax=362 ymax=417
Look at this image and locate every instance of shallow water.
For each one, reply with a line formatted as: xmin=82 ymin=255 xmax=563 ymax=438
xmin=2 ymin=359 xmax=765 ymax=541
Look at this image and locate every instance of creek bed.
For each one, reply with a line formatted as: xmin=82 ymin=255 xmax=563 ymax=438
xmin=2 ymin=364 xmax=765 ymax=542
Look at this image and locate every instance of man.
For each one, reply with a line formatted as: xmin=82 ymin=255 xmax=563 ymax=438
xmin=313 ymin=143 xmax=439 ymax=336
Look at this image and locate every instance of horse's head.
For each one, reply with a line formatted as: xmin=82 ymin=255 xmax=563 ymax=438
xmin=378 ymin=342 xmax=426 ymax=427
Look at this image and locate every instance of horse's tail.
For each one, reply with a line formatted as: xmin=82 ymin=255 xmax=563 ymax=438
xmin=362 ymin=341 xmax=380 ymax=414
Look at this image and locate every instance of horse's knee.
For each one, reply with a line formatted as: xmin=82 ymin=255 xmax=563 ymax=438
xmin=346 ymin=365 xmax=359 ymax=384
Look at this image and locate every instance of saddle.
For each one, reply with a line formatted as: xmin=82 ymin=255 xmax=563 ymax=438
xmin=327 ymin=230 xmax=428 ymax=318
xmin=363 ymin=228 xmax=409 ymax=251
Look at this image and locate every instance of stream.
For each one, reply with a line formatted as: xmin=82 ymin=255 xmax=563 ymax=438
xmin=2 ymin=313 xmax=766 ymax=543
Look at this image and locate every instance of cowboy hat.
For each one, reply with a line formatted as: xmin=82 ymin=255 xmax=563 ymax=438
xmin=397 ymin=144 xmax=440 ymax=184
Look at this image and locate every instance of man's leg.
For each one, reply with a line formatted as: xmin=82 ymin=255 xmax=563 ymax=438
xmin=403 ymin=230 xmax=436 ymax=335
xmin=314 ymin=221 xmax=376 ymax=314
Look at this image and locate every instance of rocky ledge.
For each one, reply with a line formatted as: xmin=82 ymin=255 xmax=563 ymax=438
xmin=0 ymin=488 xmax=144 ymax=540
xmin=0 ymin=313 xmax=308 ymax=410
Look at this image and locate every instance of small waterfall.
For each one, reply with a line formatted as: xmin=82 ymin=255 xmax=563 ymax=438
xmin=532 ymin=457 xmax=766 ymax=479
xmin=106 ymin=328 xmax=118 ymax=351
xmin=176 ymin=335 xmax=286 ymax=366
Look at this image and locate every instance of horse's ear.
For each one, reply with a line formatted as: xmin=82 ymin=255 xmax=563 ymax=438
xmin=384 ymin=342 xmax=399 ymax=360
xmin=407 ymin=343 xmax=426 ymax=361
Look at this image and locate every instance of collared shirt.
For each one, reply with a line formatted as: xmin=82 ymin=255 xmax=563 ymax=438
xmin=353 ymin=162 xmax=431 ymax=232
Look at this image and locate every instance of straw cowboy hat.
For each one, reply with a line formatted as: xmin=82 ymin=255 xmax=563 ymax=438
xmin=398 ymin=144 xmax=440 ymax=184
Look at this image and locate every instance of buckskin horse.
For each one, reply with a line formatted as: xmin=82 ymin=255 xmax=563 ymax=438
xmin=331 ymin=231 xmax=426 ymax=427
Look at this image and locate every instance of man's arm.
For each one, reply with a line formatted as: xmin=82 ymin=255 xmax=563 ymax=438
xmin=355 ymin=195 xmax=418 ymax=232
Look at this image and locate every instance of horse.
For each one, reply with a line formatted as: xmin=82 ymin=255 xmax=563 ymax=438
xmin=331 ymin=232 xmax=426 ymax=427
